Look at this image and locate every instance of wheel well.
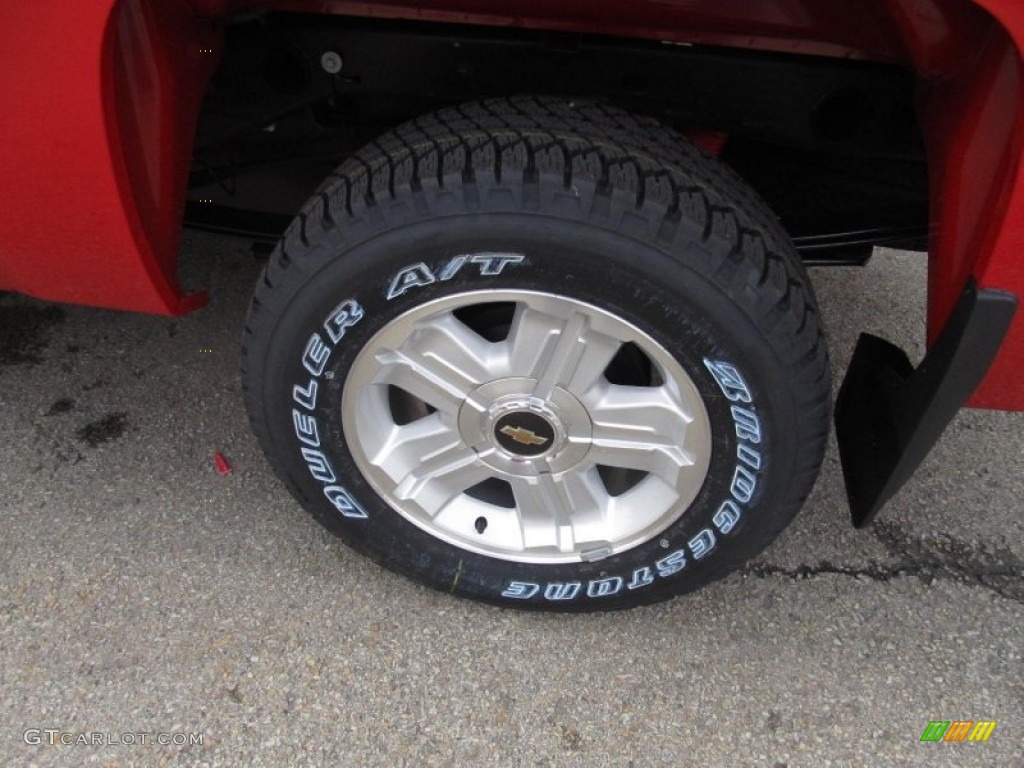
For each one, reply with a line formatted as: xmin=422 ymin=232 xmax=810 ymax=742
xmin=188 ymin=12 xmax=929 ymax=258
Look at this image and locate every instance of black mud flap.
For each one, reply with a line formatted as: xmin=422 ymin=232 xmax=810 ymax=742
xmin=835 ymin=279 xmax=1017 ymax=527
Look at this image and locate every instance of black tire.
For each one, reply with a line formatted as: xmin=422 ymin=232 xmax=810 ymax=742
xmin=242 ymin=96 xmax=830 ymax=611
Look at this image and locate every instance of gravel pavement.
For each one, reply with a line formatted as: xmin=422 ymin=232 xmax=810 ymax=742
xmin=0 ymin=234 xmax=1021 ymax=767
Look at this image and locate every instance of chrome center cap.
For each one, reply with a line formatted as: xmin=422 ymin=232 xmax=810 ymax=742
xmin=489 ymin=399 xmax=562 ymax=458
xmin=458 ymin=377 xmax=592 ymax=476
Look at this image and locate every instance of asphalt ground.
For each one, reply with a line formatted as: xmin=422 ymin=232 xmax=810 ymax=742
xmin=0 ymin=233 xmax=1021 ymax=767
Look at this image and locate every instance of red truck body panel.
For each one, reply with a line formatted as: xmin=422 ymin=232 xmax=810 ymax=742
xmin=0 ymin=0 xmax=1022 ymax=408
xmin=0 ymin=1 xmax=213 ymax=315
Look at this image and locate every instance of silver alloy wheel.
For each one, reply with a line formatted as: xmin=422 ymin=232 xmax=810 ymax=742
xmin=342 ymin=290 xmax=712 ymax=564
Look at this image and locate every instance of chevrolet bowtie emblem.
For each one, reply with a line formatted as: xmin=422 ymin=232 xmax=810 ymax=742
xmin=499 ymin=425 xmax=550 ymax=446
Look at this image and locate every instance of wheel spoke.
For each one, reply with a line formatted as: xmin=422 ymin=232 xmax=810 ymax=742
xmin=508 ymin=470 xmax=610 ymax=554
xmin=373 ymin=312 xmax=498 ymax=414
xmin=520 ymin=310 xmax=622 ymax=399
xmin=505 ymin=304 xmax=563 ymax=377
xmin=369 ymin=413 xmax=460 ymax=468
xmin=386 ymin=422 xmax=491 ymax=516
xmin=587 ymin=382 xmax=696 ymax=485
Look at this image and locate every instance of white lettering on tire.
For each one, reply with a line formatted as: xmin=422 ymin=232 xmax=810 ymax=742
xmin=300 ymin=448 xmax=336 ymax=484
xmin=324 ymin=299 xmax=364 ymax=344
xmin=293 ymin=379 xmax=318 ymax=411
xmin=302 ymin=334 xmax=331 ymax=377
xmin=292 ymin=410 xmax=321 ymax=447
xmin=292 ymin=298 xmax=366 ymax=519
xmin=501 ymin=581 xmax=541 ymax=599
xmin=386 ymin=263 xmax=435 ymax=299
xmin=544 ymin=582 xmax=582 ymax=601
xmin=586 ymin=577 xmax=624 ymax=598
xmin=712 ymin=500 xmax=742 ymax=535
xmin=324 ymin=485 xmax=368 ymax=519
xmin=703 ymin=359 xmax=752 ymax=403
xmin=730 ymin=465 xmax=757 ymax=504
xmin=655 ymin=549 xmax=687 ymax=577
xmin=731 ymin=406 xmax=761 ymax=443
xmin=469 ymin=253 xmax=524 ymax=275
xmin=627 ymin=567 xmax=656 ymax=590
xmin=386 ymin=253 xmax=524 ymax=299
xmin=687 ymin=529 xmax=716 ymax=560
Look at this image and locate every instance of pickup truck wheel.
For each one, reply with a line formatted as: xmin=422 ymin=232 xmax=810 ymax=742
xmin=242 ymin=97 xmax=831 ymax=610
